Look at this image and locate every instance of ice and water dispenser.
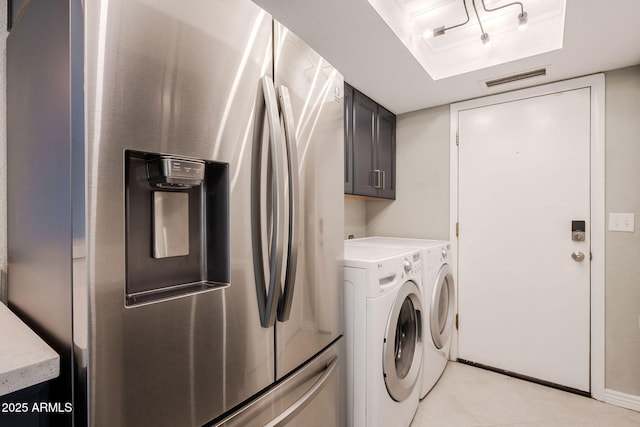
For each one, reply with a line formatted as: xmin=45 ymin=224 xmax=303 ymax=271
xmin=125 ymin=150 xmax=229 ymax=306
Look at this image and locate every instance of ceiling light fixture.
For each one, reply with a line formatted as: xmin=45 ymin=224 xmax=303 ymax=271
xmin=428 ymin=0 xmax=469 ymax=38
xmin=471 ymin=0 xmax=490 ymax=47
xmin=366 ymin=0 xmax=565 ymax=80
xmin=480 ymin=0 xmax=529 ymax=30
xmin=518 ymin=11 xmax=529 ymax=31
xmin=430 ymin=0 xmax=529 ymax=45
xmin=480 ymin=31 xmax=491 ymax=47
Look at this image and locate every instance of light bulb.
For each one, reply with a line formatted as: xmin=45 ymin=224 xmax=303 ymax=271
xmin=518 ymin=11 xmax=528 ymax=31
xmin=481 ymin=32 xmax=491 ymax=48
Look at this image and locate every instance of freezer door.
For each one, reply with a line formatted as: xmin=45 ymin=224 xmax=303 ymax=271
xmin=273 ymin=22 xmax=345 ymax=379
xmin=83 ymin=0 xmax=275 ymax=425
xmin=213 ymin=338 xmax=344 ymax=427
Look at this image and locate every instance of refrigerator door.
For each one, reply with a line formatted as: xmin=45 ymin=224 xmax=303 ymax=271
xmin=84 ymin=0 xmax=275 ymax=425
xmin=273 ymin=23 xmax=345 ymax=379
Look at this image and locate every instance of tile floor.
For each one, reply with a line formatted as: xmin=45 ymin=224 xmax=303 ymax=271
xmin=411 ymin=362 xmax=640 ymax=427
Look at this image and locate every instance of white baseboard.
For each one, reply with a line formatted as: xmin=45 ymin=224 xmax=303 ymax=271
xmin=604 ymin=389 xmax=640 ymax=412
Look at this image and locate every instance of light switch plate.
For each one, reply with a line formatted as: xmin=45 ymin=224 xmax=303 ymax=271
xmin=608 ymin=213 xmax=635 ymax=232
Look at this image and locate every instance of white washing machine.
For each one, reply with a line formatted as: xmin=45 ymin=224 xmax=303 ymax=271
xmin=347 ymin=237 xmax=456 ymax=398
xmin=343 ymin=243 xmax=423 ymax=427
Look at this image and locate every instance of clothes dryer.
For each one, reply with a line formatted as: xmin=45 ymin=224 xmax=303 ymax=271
xmin=343 ymin=244 xmax=423 ymax=427
xmin=420 ymin=241 xmax=455 ymax=396
xmin=347 ymin=237 xmax=456 ymax=398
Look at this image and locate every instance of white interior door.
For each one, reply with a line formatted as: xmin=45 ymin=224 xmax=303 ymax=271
xmin=457 ymin=88 xmax=591 ymax=392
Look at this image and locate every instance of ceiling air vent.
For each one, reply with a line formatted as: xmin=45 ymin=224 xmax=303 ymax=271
xmin=485 ymin=68 xmax=547 ymax=88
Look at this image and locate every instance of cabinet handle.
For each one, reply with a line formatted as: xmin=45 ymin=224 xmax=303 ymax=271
xmin=372 ymin=170 xmax=386 ymax=189
xmin=373 ymin=169 xmax=382 ymax=189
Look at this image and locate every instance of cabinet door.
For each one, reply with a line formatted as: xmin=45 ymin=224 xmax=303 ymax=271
xmin=344 ymin=83 xmax=354 ymax=194
xmin=352 ymin=91 xmax=377 ymax=197
xmin=376 ymin=106 xmax=396 ymax=199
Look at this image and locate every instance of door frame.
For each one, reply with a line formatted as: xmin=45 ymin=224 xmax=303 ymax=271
xmin=449 ymin=74 xmax=605 ymax=401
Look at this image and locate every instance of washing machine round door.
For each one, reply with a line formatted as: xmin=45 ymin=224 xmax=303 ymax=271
xmin=430 ymin=263 xmax=455 ymax=349
xmin=383 ymin=280 xmax=423 ymax=402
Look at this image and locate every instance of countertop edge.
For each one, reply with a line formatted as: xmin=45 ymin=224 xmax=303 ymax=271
xmin=0 ymin=304 xmax=61 ymax=397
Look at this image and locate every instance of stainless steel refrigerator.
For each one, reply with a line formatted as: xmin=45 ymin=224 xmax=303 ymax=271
xmin=7 ymin=0 xmax=345 ymax=425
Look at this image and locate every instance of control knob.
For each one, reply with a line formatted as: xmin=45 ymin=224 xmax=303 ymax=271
xmin=403 ymin=259 xmax=412 ymax=274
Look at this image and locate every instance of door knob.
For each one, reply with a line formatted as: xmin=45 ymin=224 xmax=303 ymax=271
xmin=571 ymin=251 xmax=585 ymax=262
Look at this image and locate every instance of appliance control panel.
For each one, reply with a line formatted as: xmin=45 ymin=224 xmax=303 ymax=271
xmin=147 ymin=156 xmax=205 ymax=188
xmin=166 ymin=158 xmax=205 ymax=179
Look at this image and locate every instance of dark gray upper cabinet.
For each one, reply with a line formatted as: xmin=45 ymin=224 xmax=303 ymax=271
xmin=352 ymin=89 xmax=377 ymax=197
xmin=344 ymin=83 xmax=396 ymax=199
xmin=375 ymin=106 xmax=396 ymax=199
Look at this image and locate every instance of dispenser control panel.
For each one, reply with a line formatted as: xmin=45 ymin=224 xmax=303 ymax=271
xmin=147 ymin=156 xmax=205 ymax=188
xmin=166 ymin=158 xmax=205 ymax=179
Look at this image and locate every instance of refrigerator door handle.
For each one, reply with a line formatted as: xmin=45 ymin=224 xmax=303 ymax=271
xmin=251 ymin=76 xmax=286 ymax=328
xmin=264 ymin=356 xmax=338 ymax=427
xmin=276 ymin=86 xmax=300 ymax=322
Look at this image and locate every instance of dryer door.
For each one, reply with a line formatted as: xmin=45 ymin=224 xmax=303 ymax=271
xmin=430 ymin=264 xmax=455 ymax=349
xmin=383 ymin=280 xmax=423 ymax=402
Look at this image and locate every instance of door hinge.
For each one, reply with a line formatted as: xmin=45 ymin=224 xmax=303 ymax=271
xmin=455 ymin=313 xmax=459 ymax=330
xmin=456 ymin=222 xmax=459 ymax=237
xmin=456 ymin=131 xmax=459 ymax=146
xmin=590 ymin=252 xmax=593 ymax=261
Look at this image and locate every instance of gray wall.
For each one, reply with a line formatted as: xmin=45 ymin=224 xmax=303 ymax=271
xmin=344 ymin=197 xmax=366 ymax=239
xmin=604 ymin=65 xmax=640 ymax=396
xmin=366 ymin=104 xmax=450 ymax=239
xmin=345 ymin=66 xmax=640 ymax=398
